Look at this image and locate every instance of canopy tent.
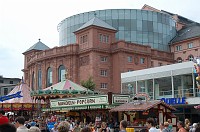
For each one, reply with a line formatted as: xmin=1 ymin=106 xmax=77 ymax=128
xmin=0 ymin=82 xmax=46 ymax=111
xmin=31 ymin=79 xmax=97 ymax=99
xmin=109 ymin=100 xmax=176 ymax=112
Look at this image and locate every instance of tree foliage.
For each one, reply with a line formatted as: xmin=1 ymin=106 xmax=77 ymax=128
xmin=81 ymin=76 xmax=96 ymax=91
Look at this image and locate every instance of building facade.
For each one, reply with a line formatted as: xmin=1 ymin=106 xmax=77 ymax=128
xmin=121 ymin=61 xmax=200 ymax=123
xmin=23 ymin=5 xmax=200 ymax=94
xmin=0 ymin=76 xmax=21 ymax=96
xmin=58 ymin=8 xmax=176 ymax=51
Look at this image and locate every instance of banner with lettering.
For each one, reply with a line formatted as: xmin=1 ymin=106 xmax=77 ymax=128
xmin=50 ymin=95 xmax=108 ymax=108
xmin=0 ymin=91 xmax=23 ymax=102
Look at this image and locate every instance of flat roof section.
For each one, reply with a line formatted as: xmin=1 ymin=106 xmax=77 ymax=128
xmin=121 ymin=61 xmax=194 ymax=83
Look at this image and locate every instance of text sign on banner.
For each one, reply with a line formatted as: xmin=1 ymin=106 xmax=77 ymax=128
xmin=50 ymin=95 xmax=108 ymax=108
xmin=0 ymin=91 xmax=23 ymax=102
xmin=161 ymin=97 xmax=186 ymax=105
xmin=112 ymin=95 xmax=129 ymax=104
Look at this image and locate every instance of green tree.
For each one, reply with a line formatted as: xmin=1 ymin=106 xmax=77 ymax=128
xmin=81 ymin=76 xmax=96 ymax=91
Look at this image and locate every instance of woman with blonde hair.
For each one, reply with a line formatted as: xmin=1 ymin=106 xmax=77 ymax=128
xmin=28 ymin=126 xmax=41 ymax=132
xmin=185 ymin=119 xmax=190 ymax=131
xmin=99 ymin=122 xmax=109 ymax=132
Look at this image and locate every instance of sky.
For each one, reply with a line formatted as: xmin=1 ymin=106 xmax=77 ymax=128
xmin=0 ymin=0 xmax=200 ymax=78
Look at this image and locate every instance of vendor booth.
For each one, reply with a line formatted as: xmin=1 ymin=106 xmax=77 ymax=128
xmin=0 ymin=81 xmax=46 ymax=121
xmin=110 ymin=94 xmax=177 ymax=132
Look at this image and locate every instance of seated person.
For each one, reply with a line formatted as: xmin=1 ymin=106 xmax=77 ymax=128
xmin=132 ymin=118 xmax=138 ymax=126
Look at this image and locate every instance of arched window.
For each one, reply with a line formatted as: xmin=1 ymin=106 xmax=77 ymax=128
xmin=46 ymin=67 xmax=52 ymax=87
xmin=177 ymin=57 xmax=182 ymax=63
xmin=31 ymin=72 xmax=35 ymax=91
xmin=38 ymin=69 xmax=42 ymax=90
xmin=58 ymin=65 xmax=66 ymax=82
xmin=188 ymin=55 xmax=194 ymax=61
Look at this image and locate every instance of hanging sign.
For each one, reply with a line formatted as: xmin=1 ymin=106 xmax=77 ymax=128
xmin=0 ymin=91 xmax=23 ymax=102
xmin=112 ymin=95 xmax=129 ymax=104
xmin=50 ymin=95 xmax=108 ymax=108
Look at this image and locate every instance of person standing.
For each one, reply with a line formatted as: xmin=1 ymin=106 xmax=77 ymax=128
xmin=15 ymin=116 xmax=29 ymax=132
xmin=146 ymin=118 xmax=159 ymax=132
xmin=177 ymin=121 xmax=187 ymax=132
xmin=184 ymin=119 xmax=190 ymax=132
xmin=0 ymin=110 xmax=9 ymax=125
xmin=57 ymin=121 xmax=70 ymax=132
xmin=159 ymin=123 xmax=164 ymax=132
xmin=167 ymin=119 xmax=173 ymax=132
xmin=72 ymin=122 xmax=81 ymax=132
xmin=99 ymin=122 xmax=109 ymax=132
xmin=162 ymin=122 xmax=171 ymax=132
xmin=119 ymin=120 xmax=128 ymax=132
xmin=0 ymin=123 xmax=16 ymax=132
xmin=108 ymin=119 xmax=114 ymax=132
xmin=28 ymin=126 xmax=41 ymax=132
xmin=51 ymin=123 xmax=58 ymax=132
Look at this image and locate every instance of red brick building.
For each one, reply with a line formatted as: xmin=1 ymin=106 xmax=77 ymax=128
xmin=22 ymin=5 xmax=200 ymax=94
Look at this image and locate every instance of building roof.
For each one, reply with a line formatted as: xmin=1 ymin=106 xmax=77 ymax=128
xmin=75 ymin=17 xmax=117 ymax=32
xmin=161 ymin=10 xmax=195 ymax=24
xmin=109 ymin=100 xmax=176 ymax=112
xmin=171 ymin=23 xmax=200 ymax=43
xmin=23 ymin=39 xmax=50 ymax=54
xmin=121 ymin=61 xmax=194 ymax=83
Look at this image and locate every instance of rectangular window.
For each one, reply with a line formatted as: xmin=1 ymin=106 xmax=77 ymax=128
xmin=140 ymin=58 xmax=145 ymax=64
xmin=100 ymin=83 xmax=107 ymax=89
xmin=10 ymin=81 xmax=13 ymax=84
xmin=188 ymin=42 xmax=193 ymax=49
xmin=105 ymin=36 xmax=109 ymax=43
xmin=0 ymin=80 xmax=3 ymax=83
xmin=176 ymin=45 xmax=182 ymax=51
xmin=158 ymin=62 xmax=163 ymax=66
xmin=4 ymin=88 xmax=8 ymax=95
xmin=100 ymin=70 xmax=107 ymax=76
xmin=99 ymin=34 xmax=109 ymax=43
xmin=99 ymin=34 xmax=103 ymax=42
xmin=80 ymin=35 xmax=87 ymax=44
xmin=100 ymin=56 xmax=107 ymax=62
xmin=128 ymin=56 xmax=132 ymax=62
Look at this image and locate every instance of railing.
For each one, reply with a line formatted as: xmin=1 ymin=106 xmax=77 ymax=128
xmin=151 ymin=49 xmax=173 ymax=59
xmin=26 ymin=44 xmax=79 ymax=65
xmin=110 ymin=42 xmax=151 ymax=53
xmin=174 ymin=88 xmax=199 ymax=98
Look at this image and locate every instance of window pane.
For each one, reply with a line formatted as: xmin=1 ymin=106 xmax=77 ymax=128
xmin=131 ymin=19 xmax=137 ymax=30
xmin=137 ymin=20 xmax=142 ymax=31
xmin=118 ymin=9 xmax=125 ymax=19
xmin=130 ymin=10 xmax=136 ymax=19
xmin=142 ymin=20 xmax=148 ymax=32
xmin=112 ymin=10 xmax=118 ymax=19
xmin=125 ymin=10 xmax=130 ymax=19
xmin=155 ymin=77 xmax=172 ymax=99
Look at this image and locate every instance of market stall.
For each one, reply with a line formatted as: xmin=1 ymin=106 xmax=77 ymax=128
xmin=0 ymin=81 xmax=46 ymax=120
xmin=110 ymin=96 xmax=177 ymax=132
xmin=31 ymin=79 xmax=96 ymax=100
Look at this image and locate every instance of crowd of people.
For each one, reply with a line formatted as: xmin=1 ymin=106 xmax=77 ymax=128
xmin=0 ymin=110 xmax=199 ymax=132
xmin=146 ymin=118 xmax=200 ymax=132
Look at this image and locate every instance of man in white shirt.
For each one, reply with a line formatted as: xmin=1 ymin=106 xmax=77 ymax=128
xmin=146 ymin=118 xmax=159 ymax=132
xmin=15 ymin=116 xmax=29 ymax=132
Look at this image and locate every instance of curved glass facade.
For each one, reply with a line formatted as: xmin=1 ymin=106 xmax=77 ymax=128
xmin=58 ymin=9 xmax=176 ymax=51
